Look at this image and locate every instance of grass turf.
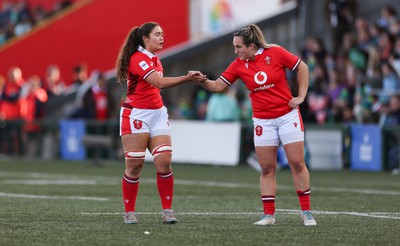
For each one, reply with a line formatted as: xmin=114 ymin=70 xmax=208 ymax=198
xmin=0 ymin=159 xmax=399 ymax=245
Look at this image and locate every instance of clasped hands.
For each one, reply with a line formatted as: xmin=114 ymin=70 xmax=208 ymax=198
xmin=187 ymin=70 xmax=207 ymax=83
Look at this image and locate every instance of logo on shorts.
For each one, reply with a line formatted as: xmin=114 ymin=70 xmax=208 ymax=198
xmin=294 ymin=122 xmax=298 ymax=128
xmin=133 ymin=119 xmax=142 ymax=129
xmin=255 ymin=125 xmax=263 ymax=136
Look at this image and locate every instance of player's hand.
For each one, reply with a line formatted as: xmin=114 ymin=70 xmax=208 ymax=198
xmin=288 ymin=97 xmax=304 ymax=109
xmin=188 ymin=70 xmax=207 ymax=82
xmin=188 ymin=70 xmax=203 ymax=76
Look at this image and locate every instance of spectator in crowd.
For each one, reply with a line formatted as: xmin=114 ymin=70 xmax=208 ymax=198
xmin=325 ymin=0 xmax=357 ymax=54
xmin=0 ymin=66 xmax=24 ymax=155
xmin=376 ymin=5 xmax=398 ymax=31
xmin=341 ymin=32 xmax=367 ymax=72
xmin=30 ymin=5 xmax=49 ymax=24
xmin=307 ymin=78 xmax=329 ymax=124
xmin=13 ymin=13 xmax=32 ymax=36
xmin=71 ymin=63 xmax=88 ymax=87
xmin=377 ymin=31 xmax=395 ymax=62
xmin=91 ymin=72 xmax=115 ymax=121
xmin=390 ymin=36 xmax=400 ymax=76
xmin=380 ymin=95 xmax=400 ymax=174
xmin=191 ymin=83 xmax=211 ymax=120
xmin=206 ymin=87 xmax=240 ymax=122
xmin=20 ymin=75 xmax=48 ymax=157
xmin=43 ymin=64 xmax=66 ymax=97
xmin=1 ymin=66 xmax=24 ymax=120
xmin=379 ymin=61 xmax=400 ymax=105
xmin=173 ymin=96 xmax=195 ymax=120
xmin=0 ymin=0 xmax=76 ymax=46
xmin=0 ymin=74 xmax=5 ymax=110
xmin=68 ymin=71 xmax=97 ymax=120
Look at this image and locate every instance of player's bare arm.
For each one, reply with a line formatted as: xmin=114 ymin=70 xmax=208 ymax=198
xmin=199 ymin=77 xmax=229 ymax=93
xmin=289 ymin=61 xmax=309 ymax=108
xmin=146 ymin=70 xmax=206 ymax=89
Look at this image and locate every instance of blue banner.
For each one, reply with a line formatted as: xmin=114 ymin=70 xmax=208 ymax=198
xmin=60 ymin=120 xmax=86 ymax=160
xmin=350 ymin=124 xmax=382 ymax=171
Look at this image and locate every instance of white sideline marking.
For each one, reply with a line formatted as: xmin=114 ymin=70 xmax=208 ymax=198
xmin=3 ymin=180 xmax=97 ymax=185
xmin=80 ymin=209 xmax=400 ymax=220
xmin=1 ymin=171 xmax=400 ymax=196
xmin=0 ymin=171 xmax=81 ymax=179
xmin=0 ymin=192 xmax=108 ymax=201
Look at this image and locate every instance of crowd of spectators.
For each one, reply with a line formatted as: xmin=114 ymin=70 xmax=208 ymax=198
xmin=0 ymin=64 xmax=116 ymax=158
xmin=0 ymin=0 xmax=74 ymax=46
xmin=299 ymin=3 xmax=400 ymax=127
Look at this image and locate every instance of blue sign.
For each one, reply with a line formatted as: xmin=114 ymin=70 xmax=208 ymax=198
xmin=60 ymin=120 xmax=86 ymax=160
xmin=350 ymin=124 xmax=382 ymax=171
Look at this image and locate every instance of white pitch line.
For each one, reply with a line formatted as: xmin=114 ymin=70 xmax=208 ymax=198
xmin=0 ymin=171 xmax=81 ymax=179
xmin=279 ymin=209 xmax=400 ymax=220
xmin=312 ymin=187 xmax=400 ymax=196
xmin=3 ymin=179 xmax=98 ymax=185
xmin=0 ymin=192 xmax=108 ymax=201
xmin=80 ymin=209 xmax=400 ymax=220
xmin=1 ymin=172 xmax=400 ymax=196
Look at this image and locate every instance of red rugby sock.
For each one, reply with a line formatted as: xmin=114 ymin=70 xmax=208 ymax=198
xmin=262 ymin=195 xmax=275 ymax=215
xmin=122 ymin=173 xmax=139 ymax=212
xmin=157 ymin=171 xmax=174 ymax=210
xmin=297 ymin=188 xmax=311 ymax=211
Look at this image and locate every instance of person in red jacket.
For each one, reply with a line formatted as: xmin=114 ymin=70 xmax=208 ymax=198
xmin=199 ymin=24 xmax=316 ymax=226
xmin=20 ymin=75 xmax=48 ymax=157
xmin=0 ymin=67 xmax=24 ymax=155
xmin=115 ymin=22 xmax=205 ymax=224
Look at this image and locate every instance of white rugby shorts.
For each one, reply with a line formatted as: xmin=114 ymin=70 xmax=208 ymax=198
xmin=119 ymin=106 xmax=171 ymax=137
xmin=253 ymin=108 xmax=304 ymax=146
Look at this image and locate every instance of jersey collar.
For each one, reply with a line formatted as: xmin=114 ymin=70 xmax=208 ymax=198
xmin=138 ymin=46 xmax=156 ymax=58
xmin=255 ymin=48 xmax=264 ymax=56
xmin=245 ymin=48 xmax=264 ymax=62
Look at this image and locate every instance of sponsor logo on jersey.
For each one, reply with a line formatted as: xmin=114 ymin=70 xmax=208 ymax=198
xmin=139 ymin=61 xmax=149 ymax=70
xmin=255 ymin=125 xmax=263 ymax=136
xmin=254 ymin=83 xmax=275 ymax=92
xmin=254 ymin=71 xmax=268 ymax=85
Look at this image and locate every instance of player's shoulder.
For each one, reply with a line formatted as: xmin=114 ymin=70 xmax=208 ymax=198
xmin=131 ymin=51 xmax=149 ymax=62
xmin=130 ymin=52 xmax=153 ymax=69
xmin=265 ymin=44 xmax=284 ymax=53
xmin=265 ymin=44 xmax=297 ymax=59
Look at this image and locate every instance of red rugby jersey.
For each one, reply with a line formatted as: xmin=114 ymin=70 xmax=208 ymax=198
xmin=122 ymin=46 xmax=164 ymax=109
xmin=221 ymin=46 xmax=301 ymax=119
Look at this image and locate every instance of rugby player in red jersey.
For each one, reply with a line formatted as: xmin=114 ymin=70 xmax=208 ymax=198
xmin=115 ymin=22 xmax=205 ymax=224
xmin=199 ymin=24 xmax=316 ymax=226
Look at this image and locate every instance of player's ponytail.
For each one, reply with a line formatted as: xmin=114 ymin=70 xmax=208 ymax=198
xmin=116 ymin=27 xmax=140 ymax=83
xmin=115 ymin=22 xmax=160 ymax=83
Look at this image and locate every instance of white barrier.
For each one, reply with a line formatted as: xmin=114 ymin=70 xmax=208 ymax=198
xmin=305 ymin=129 xmax=343 ymax=170
xmin=145 ymin=120 xmax=241 ymax=166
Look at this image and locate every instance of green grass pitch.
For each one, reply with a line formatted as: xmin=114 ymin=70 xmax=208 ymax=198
xmin=1 ymin=159 xmax=400 ymax=245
